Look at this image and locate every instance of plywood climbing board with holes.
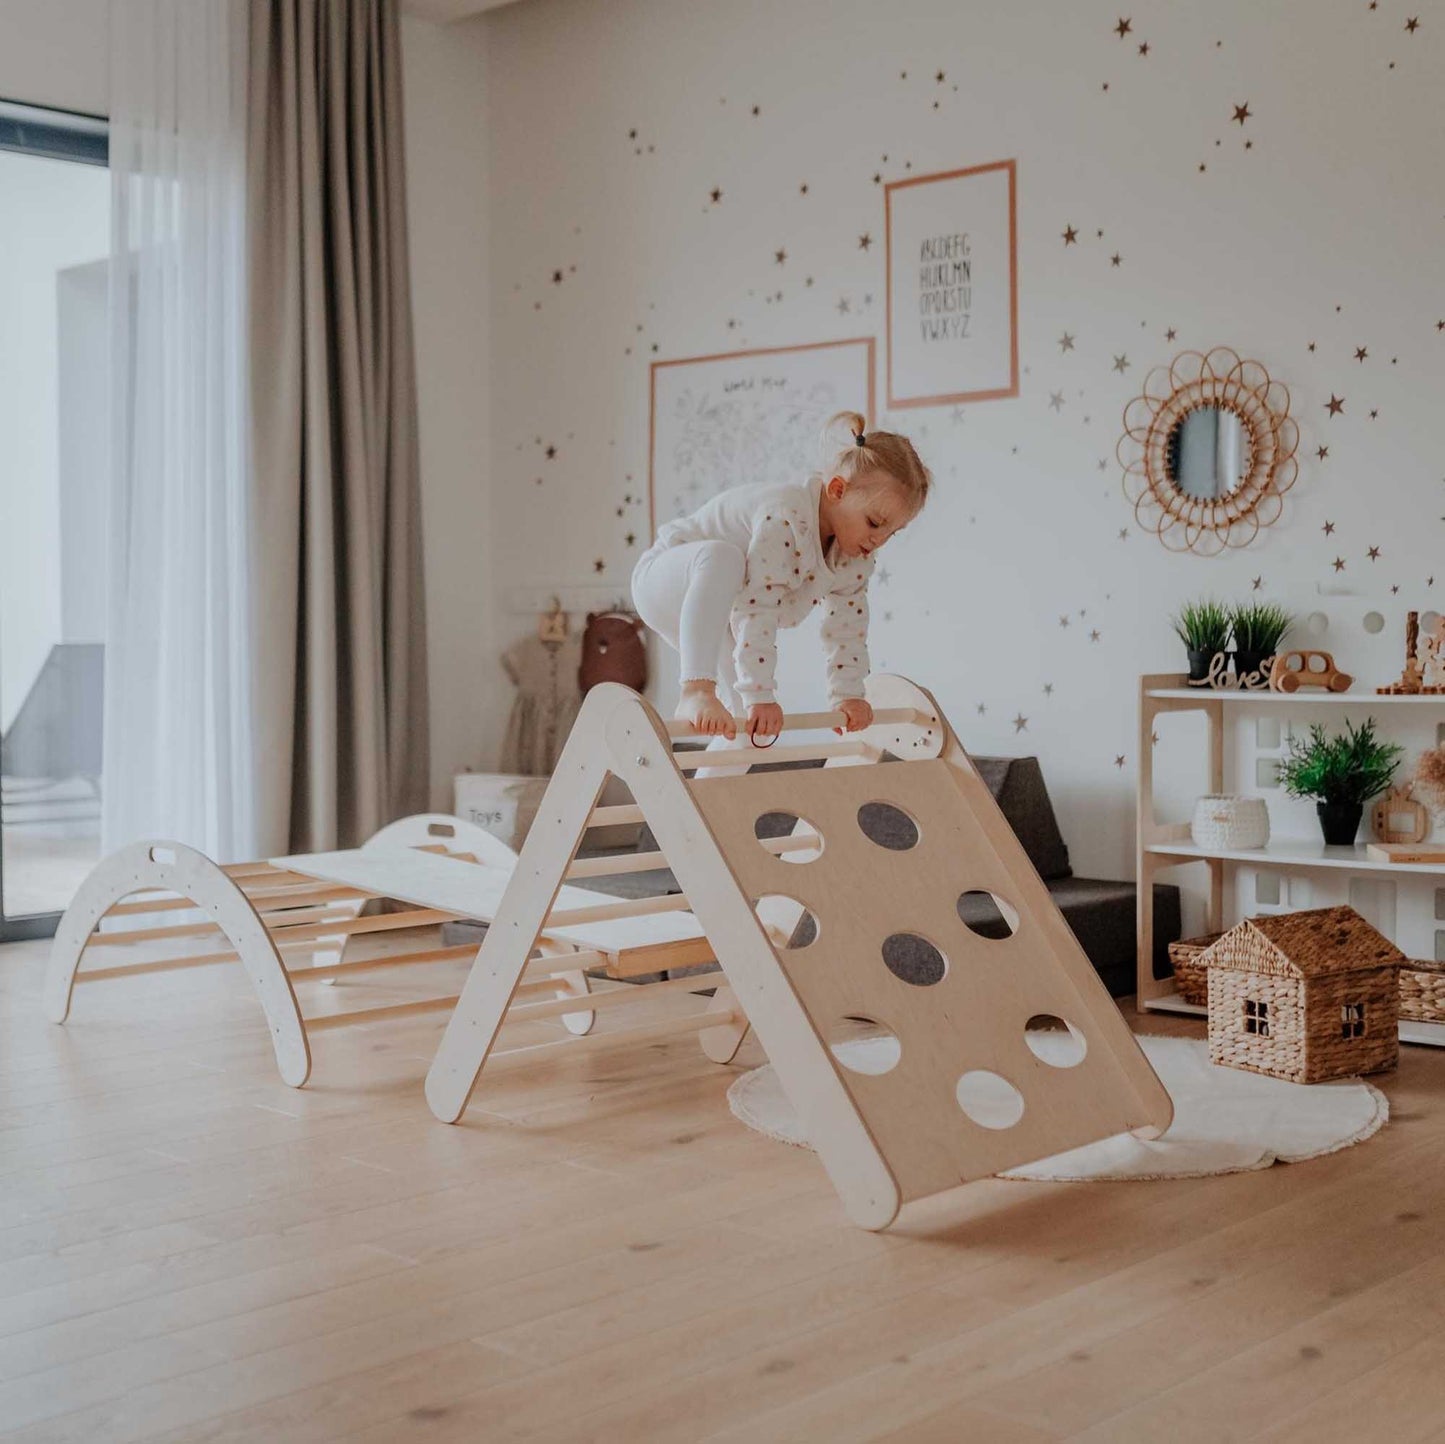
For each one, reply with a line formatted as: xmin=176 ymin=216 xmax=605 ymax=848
xmin=425 ymin=675 xmax=1173 ymax=1229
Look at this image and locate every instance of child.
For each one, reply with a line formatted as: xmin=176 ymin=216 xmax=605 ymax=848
xmin=631 ymin=410 xmax=932 ymax=744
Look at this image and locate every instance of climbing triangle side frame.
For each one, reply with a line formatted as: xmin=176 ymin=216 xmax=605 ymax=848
xmin=425 ymin=675 xmax=1173 ymax=1229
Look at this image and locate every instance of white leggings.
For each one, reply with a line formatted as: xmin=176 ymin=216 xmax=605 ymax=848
xmin=631 ymin=540 xmax=746 ymax=712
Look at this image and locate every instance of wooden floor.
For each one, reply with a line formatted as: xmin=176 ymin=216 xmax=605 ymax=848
xmin=5 ymin=935 xmax=1445 ymax=1443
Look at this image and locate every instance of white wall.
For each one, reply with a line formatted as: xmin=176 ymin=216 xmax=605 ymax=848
xmin=0 ymin=0 xmax=109 ymax=114
xmin=458 ymin=0 xmax=1441 ymax=891
xmin=400 ymin=13 xmax=499 ymax=805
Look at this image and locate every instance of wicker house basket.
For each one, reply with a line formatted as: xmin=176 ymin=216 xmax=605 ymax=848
xmin=1399 ymin=959 xmax=1445 ymax=1024
xmin=1168 ymin=931 xmax=1224 ymax=1006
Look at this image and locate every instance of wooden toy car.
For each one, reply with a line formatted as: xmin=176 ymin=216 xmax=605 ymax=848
xmin=1269 ymin=649 xmax=1352 ymax=693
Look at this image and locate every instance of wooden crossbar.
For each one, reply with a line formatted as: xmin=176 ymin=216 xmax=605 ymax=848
xmin=291 ymin=944 xmax=479 ymax=982
xmin=544 ymin=894 xmax=691 ymax=926
xmin=482 ymin=1008 xmax=741 ymax=1070
xmin=304 ymin=994 xmax=461 ymax=1031
xmin=103 ymin=881 xmax=368 ymax=919
xmin=675 ymin=739 xmax=878 ymax=771
xmin=665 ymin=704 xmax=928 ymax=739
xmin=87 ymin=907 xmax=453 ymax=951
xmin=507 ymin=972 xmax=716 ymax=1025
xmin=565 ymin=832 xmax=820 ymax=880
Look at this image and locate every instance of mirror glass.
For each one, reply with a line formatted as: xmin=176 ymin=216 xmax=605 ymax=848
xmin=1166 ymin=405 xmax=1248 ymax=499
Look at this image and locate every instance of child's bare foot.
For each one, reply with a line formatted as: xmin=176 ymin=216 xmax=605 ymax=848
xmin=676 ymin=681 xmax=737 ymax=739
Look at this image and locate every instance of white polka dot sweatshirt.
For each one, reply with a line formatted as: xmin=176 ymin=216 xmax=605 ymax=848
xmin=651 ymin=475 xmax=874 ymax=706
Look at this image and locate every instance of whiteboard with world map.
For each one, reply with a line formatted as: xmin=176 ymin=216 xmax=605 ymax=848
xmin=648 ymin=337 xmax=875 ymax=539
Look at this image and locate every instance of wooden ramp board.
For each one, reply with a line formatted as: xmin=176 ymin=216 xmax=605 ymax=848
xmin=424 ymin=676 xmax=1172 ymax=1230
xmin=276 ymin=845 xmax=709 ymax=959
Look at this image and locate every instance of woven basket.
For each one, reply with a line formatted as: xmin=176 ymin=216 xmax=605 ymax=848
xmin=1399 ymin=959 xmax=1445 ymax=1023
xmin=1168 ymin=931 xmax=1224 ymax=1006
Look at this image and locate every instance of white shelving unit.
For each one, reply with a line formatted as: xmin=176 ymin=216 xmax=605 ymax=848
xmin=1136 ymin=672 xmax=1445 ymax=1047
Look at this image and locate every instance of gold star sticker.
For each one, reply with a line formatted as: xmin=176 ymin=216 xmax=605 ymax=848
xmin=837 ymin=297 xmax=850 ymax=315
xmin=625 ymin=532 xmax=636 ymax=546
xmin=1333 ymin=557 xmax=1346 ymax=572
xmin=1115 ymin=16 xmax=1132 ymax=37
xmin=1062 ymin=224 xmax=1078 ymax=245
xmin=593 ymin=558 xmax=606 ymax=574
xmin=544 ymin=444 xmax=557 ymax=459
xmin=774 ymin=248 xmax=787 ymax=264
xmin=858 ymin=234 xmax=872 ymax=251
xmin=1165 ymin=327 xmax=1177 ymax=341
xmin=1013 ymin=714 xmax=1029 ymax=733
xmin=936 ymin=69 xmax=946 ymax=82
xmin=977 ymin=703 xmax=987 ymax=715
xmin=1110 ymin=253 xmax=1122 ymax=267
xmin=1138 ymin=41 xmax=1150 ymax=56
xmin=1323 ymin=520 xmax=1336 ymax=535
xmin=1325 ymin=395 xmax=1345 ymax=416
xmin=709 ymin=188 xmax=722 ymax=204
xmin=1119 ymin=528 xmax=1130 ymax=540
xmin=1316 ymin=445 xmax=1329 ymax=460
xmin=1354 ymin=346 xmax=1368 ymax=362
xmin=1406 ymin=15 xmax=1420 ymax=31
xmin=799 ymin=182 xmax=809 ymax=195
xmin=1044 ymin=684 xmax=1055 ymax=696
xmin=1368 ymin=546 xmax=1381 ymax=560
xmin=1059 ymin=332 xmax=1076 ymax=351
xmin=1232 ymin=102 xmax=1252 ymax=124
xmin=1090 ymin=630 xmax=1102 ymax=643
xmin=1059 ymin=615 xmax=1071 ymax=628
xmin=1049 ymin=391 xmax=1066 ymax=411
xmin=1112 ymin=353 xmax=1130 ymax=373
xmin=1115 ymin=755 xmax=1126 ymax=769
xmin=1252 ymin=577 xmax=1263 ymax=590
xmin=551 ymin=270 xmax=563 ymax=284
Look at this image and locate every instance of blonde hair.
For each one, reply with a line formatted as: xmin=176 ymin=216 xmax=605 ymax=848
xmin=822 ymin=409 xmax=932 ymax=517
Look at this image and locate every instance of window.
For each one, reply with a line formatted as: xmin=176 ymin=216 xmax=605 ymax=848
xmin=1243 ymin=998 xmax=1270 ymax=1037
xmin=0 ymin=100 xmax=109 ymax=942
xmin=1341 ymin=1002 xmax=1366 ymax=1039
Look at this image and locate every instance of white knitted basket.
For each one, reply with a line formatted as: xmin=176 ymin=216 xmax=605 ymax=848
xmin=1190 ymin=794 xmax=1270 ymax=851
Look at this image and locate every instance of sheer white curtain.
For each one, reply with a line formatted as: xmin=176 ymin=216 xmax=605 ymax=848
xmin=103 ymin=0 xmax=256 ymax=858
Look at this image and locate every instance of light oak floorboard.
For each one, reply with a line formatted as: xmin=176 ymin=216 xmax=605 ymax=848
xmin=3 ymin=935 xmax=1445 ymax=1442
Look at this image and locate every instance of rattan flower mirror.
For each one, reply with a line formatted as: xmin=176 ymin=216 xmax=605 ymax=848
xmin=1119 ymin=347 xmax=1299 ymax=555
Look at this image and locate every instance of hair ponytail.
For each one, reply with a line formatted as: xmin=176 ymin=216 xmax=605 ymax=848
xmin=821 ymin=409 xmax=932 ymax=515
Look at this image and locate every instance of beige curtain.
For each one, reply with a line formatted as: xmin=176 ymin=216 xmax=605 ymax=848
xmin=247 ymin=0 xmax=429 ymax=853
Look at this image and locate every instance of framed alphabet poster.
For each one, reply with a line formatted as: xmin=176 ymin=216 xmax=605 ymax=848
xmin=649 ymin=336 xmax=875 ymax=538
xmin=885 ymin=159 xmax=1018 ymax=408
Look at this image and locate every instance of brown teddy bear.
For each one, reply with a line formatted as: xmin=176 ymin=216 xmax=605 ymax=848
xmin=578 ymin=611 xmax=648 ymax=695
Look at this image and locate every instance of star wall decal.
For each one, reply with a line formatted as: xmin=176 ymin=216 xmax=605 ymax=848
xmin=1354 ymin=346 xmax=1368 ymax=361
xmin=1406 ymin=16 xmax=1420 ymax=31
xmin=1252 ymin=576 xmax=1263 ymax=590
xmin=1059 ymin=615 xmax=1071 ymax=628
xmin=1368 ymin=546 xmax=1381 ymax=560
xmin=1049 ymin=391 xmax=1065 ymax=411
xmin=977 ymin=703 xmax=987 ymax=715
xmin=1062 ymin=225 xmax=1078 ymax=245
xmin=1323 ymin=520 xmax=1335 ymax=535
xmin=1333 ymin=557 xmax=1346 ymax=572
xmin=1138 ymin=41 xmax=1150 ymax=56
xmin=1165 ymin=327 xmax=1177 ymax=341
xmin=1013 ymin=714 xmax=1029 ymax=732
xmin=774 ymin=248 xmax=787 ymax=265
xmin=1325 ymin=395 xmax=1345 ymax=416
xmin=1112 ymin=354 xmax=1131 ymax=373
xmin=1115 ymin=17 xmax=1132 ymax=37
xmin=710 ymin=188 xmax=722 ymax=204
xmin=1317 ymin=445 xmax=1329 ymax=460
xmin=1119 ymin=528 xmax=1130 ymax=540
xmin=1232 ymin=103 xmax=1252 ymax=124
xmin=1090 ymin=630 xmax=1102 ymax=642
xmin=1059 ymin=332 xmax=1076 ymax=351
xmin=1043 ymin=683 xmax=1055 ymax=696
xmin=544 ymin=444 xmax=557 ymax=459
xmin=551 ymin=269 xmax=564 ymax=284
xmin=858 ymin=233 xmax=872 ymax=250
xmin=1110 ymin=253 xmax=1122 ymax=267
xmin=1115 ymin=755 xmax=1126 ymax=769
xmin=593 ymin=559 xmax=606 ymax=573
xmin=625 ymin=532 xmax=636 ymax=546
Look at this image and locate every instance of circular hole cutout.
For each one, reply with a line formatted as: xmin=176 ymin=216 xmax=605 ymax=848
xmin=1024 ymin=1014 xmax=1088 ymax=1067
xmin=857 ymin=801 xmax=920 ymax=851
xmin=1363 ymin=611 xmax=1385 ymax=635
xmin=754 ymin=895 xmax=818 ymax=949
xmin=753 ymin=812 xmax=823 ymax=864
xmin=955 ymin=1070 xmax=1025 ymax=1129
xmin=826 ymin=1016 xmax=901 ymax=1075
xmin=957 ymin=890 xmax=1019 ymax=939
xmin=881 ymin=932 xmax=947 ymax=986
xmin=1306 ymin=611 xmax=1329 ymax=638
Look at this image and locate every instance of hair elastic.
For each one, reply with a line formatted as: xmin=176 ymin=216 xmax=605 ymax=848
xmin=853 ymin=430 xmax=866 ymax=447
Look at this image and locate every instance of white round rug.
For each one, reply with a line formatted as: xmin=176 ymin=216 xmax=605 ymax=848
xmin=726 ymin=1033 xmax=1389 ymax=1181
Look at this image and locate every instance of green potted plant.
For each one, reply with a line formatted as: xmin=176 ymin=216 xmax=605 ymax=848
xmin=1230 ymin=601 xmax=1293 ymax=682
xmin=1171 ymin=599 xmax=1231 ymax=684
xmin=1278 ymin=718 xmax=1404 ymax=845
